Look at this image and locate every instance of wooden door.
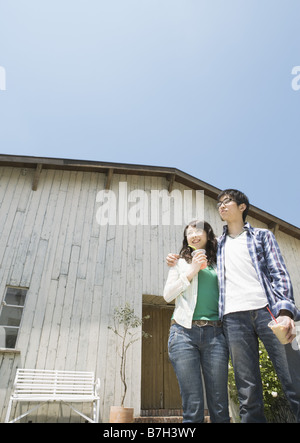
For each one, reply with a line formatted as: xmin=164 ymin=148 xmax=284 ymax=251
xmin=141 ymin=305 xmax=182 ymax=410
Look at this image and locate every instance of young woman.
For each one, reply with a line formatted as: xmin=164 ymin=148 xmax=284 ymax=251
xmin=163 ymin=220 xmax=229 ymax=423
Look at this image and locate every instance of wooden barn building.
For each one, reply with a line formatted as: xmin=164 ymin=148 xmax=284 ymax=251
xmin=0 ymin=154 xmax=299 ymax=422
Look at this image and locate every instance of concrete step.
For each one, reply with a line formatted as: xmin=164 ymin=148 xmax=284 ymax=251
xmin=135 ymin=411 xmax=211 ymax=423
xmin=134 ymin=416 xmax=183 ymax=423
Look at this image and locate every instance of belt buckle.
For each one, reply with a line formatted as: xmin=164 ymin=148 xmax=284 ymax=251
xmin=194 ymin=320 xmax=208 ymax=327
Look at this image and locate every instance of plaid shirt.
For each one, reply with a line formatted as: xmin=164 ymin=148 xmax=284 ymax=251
xmin=217 ymin=222 xmax=300 ymax=321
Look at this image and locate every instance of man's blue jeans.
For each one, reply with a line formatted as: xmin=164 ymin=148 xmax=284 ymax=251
xmin=223 ymin=307 xmax=300 ymax=423
xmin=168 ymin=322 xmax=230 ymax=423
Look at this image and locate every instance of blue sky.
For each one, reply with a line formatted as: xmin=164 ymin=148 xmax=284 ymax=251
xmin=0 ymin=1 xmax=299 ymax=227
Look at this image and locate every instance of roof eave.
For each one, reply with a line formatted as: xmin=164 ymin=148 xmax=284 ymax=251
xmin=0 ymin=153 xmax=299 ymax=240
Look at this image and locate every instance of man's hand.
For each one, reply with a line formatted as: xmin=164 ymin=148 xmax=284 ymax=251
xmin=277 ymin=313 xmax=296 ymax=343
xmin=166 ymin=253 xmax=180 ymax=267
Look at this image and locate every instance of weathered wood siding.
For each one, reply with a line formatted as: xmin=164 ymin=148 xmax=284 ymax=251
xmin=0 ymin=165 xmax=299 ymax=422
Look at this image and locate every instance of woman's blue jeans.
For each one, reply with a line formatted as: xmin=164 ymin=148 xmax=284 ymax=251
xmin=223 ymin=307 xmax=300 ymax=423
xmin=168 ymin=322 xmax=230 ymax=423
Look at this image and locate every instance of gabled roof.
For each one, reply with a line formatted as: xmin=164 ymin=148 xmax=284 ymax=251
xmin=0 ymin=153 xmax=299 ymax=240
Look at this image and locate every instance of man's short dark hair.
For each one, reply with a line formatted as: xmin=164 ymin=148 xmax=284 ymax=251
xmin=217 ymin=189 xmax=250 ymax=222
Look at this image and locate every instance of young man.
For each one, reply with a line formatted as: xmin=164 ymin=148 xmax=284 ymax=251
xmin=166 ymin=189 xmax=300 ymax=422
xmin=216 ymin=189 xmax=300 ymax=423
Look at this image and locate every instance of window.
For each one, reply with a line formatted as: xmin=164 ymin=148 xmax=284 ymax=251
xmin=0 ymin=287 xmax=28 ymax=349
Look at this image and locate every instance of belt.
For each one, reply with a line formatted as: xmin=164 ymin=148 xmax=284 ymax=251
xmin=171 ymin=319 xmax=222 ymax=327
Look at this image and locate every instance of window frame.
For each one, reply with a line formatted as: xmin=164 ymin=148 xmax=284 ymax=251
xmin=0 ymin=286 xmax=28 ymax=350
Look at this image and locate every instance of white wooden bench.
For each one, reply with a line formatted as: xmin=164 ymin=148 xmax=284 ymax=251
xmin=5 ymin=369 xmax=100 ymax=423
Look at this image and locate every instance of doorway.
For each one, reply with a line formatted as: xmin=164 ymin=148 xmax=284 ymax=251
xmin=141 ymin=300 xmax=182 ymax=411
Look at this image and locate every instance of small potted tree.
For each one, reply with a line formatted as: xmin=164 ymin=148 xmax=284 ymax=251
xmin=108 ymin=302 xmax=150 ymax=423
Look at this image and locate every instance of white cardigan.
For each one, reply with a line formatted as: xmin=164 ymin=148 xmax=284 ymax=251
xmin=163 ymin=258 xmax=198 ymax=329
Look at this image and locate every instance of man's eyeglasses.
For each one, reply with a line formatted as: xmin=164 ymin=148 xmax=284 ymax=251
xmin=217 ymin=198 xmax=234 ymax=209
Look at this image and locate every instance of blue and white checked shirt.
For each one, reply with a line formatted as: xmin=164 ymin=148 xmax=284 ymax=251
xmin=217 ymin=222 xmax=300 ymax=321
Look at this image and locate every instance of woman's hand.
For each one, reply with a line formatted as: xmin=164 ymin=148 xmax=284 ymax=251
xmin=186 ymin=251 xmax=207 ymax=281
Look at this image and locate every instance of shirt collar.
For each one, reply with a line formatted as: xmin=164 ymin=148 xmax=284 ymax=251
xmin=222 ymin=222 xmax=252 ymax=236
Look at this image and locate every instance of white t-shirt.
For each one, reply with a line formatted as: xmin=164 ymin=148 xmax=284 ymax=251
xmin=224 ymin=231 xmax=268 ymax=315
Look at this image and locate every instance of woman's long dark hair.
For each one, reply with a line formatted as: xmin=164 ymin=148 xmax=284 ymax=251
xmin=179 ymin=220 xmax=217 ymax=265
